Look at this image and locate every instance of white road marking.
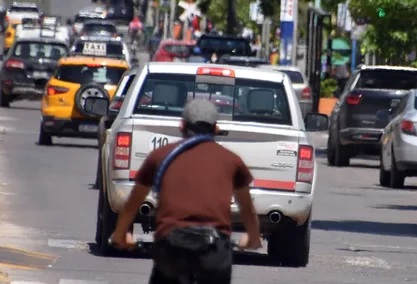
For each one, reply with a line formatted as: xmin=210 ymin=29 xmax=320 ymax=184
xmin=59 ymin=280 xmax=108 ymax=284
xmin=344 ymin=243 xmax=417 ymax=252
xmin=0 ymin=117 xmax=17 ymax=121
xmin=344 ymin=256 xmax=391 ymax=269
xmin=47 ymin=239 xmax=88 ymax=249
xmin=11 ymin=282 xmax=46 ymax=284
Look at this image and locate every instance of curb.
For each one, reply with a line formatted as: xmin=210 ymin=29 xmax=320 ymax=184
xmin=0 ymin=271 xmax=10 ymax=284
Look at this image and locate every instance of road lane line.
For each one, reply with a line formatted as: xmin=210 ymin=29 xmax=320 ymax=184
xmin=0 ymin=263 xmax=39 ymax=271
xmin=59 ymin=280 xmax=108 ymax=284
xmin=0 ymin=246 xmax=56 ymax=260
xmin=11 ymin=282 xmax=46 ymax=284
xmin=344 ymin=256 xmax=391 ymax=269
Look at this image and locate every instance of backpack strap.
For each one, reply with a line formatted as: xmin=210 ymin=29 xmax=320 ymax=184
xmin=153 ymin=135 xmax=214 ymax=194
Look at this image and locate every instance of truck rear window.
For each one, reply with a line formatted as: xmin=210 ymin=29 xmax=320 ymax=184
xmin=82 ymin=23 xmax=117 ymax=34
xmin=55 ymin=65 xmax=127 ymax=85
xmin=133 ymin=73 xmax=291 ymax=125
xmin=355 ymin=70 xmax=417 ymax=90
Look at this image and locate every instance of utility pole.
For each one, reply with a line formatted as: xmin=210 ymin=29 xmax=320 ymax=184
xmin=226 ymin=0 xmax=236 ymax=35
xmin=169 ymin=0 xmax=176 ymax=37
xmin=292 ymin=0 xmax=298 ymax=66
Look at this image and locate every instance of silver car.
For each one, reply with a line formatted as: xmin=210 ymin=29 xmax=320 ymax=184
xmin=258 ymin=65 xmax=313 ymax=118
xmin=380 ymin=90 xmax=417 ymax=188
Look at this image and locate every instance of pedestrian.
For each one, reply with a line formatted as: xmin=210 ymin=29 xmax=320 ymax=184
xmin=110 ymin=99 xmax=262 ymax=283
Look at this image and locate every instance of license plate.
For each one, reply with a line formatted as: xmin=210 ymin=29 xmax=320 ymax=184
xmin=33 ymin=71 xmax=48 ymax=78
xmin=78 ymin=124 xmax=98 ymax=133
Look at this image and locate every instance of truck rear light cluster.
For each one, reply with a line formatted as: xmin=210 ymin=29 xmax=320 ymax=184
xmin=113 ymin=132 xmax=132 ymax=170
xmin=296 ymin=145 xmax=314 ymax=184
xmin=401 ymin=120 xmax=417 ymax=136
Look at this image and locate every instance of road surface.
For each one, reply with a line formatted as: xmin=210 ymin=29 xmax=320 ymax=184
xmin=1 ymin=91 xmax=417 ymax=283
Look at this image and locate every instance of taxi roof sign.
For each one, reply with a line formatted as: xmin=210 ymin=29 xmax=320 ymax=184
xmin=82 ymin=42 xmax=107 ymax=56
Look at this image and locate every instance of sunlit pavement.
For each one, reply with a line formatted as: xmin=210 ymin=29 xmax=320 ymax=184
xmin=1 ymin=91 xmax=417 ymax=283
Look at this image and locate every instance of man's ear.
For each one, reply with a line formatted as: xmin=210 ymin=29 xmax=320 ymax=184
xmin=214 ymin=124 xmax=220 ymax=134
xmin=179 ymin=119 xmax=186 ymax=132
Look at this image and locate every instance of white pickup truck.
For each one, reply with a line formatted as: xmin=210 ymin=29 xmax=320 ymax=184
xmin=84 ymin=62 xmax=328 ymax=267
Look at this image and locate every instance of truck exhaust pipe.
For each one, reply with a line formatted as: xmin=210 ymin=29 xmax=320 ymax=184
xmin=268 ymin=211 xmax=282 ymax=224
xmin=139 ymin=203 xmax=153 ymax=216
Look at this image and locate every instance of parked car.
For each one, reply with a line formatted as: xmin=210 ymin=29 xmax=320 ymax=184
xmin=83 ymin=62 xmax=328 ymax=267
xmin=379 ymin=90 xmax=417 ymax=188
xmin=94 ymin=66 xmax=139 ymax=189
xmin=327 ymin=65 xmax=417 ymax=167
xmin=151 ymin=39 xmax=195 ymax=62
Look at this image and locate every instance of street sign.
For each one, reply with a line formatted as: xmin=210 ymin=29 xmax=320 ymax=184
xmin=178 ymin=0 xmax=201 ymax=22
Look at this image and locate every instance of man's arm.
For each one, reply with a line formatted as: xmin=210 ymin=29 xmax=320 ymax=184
xmin=234 ymin=186 xmax=262 ymax=248
xmin=113 ymin=183 xmax=151 ymax=236
xmin=232 ymin=156 xmax=262 ymax=249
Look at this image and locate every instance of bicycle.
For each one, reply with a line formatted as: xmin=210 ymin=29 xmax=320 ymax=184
xmin=108 ymin=238 xmax=239 ymax=284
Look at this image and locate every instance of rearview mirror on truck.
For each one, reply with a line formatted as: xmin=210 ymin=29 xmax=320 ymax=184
xmin=304 ymin=113 xmax=329 ymax=132
xmin=84 ymin=97 xmax=109 ymax=117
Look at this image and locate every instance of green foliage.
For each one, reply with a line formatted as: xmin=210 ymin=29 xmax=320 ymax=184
xmin=320 ymin=78 xmax=338 ymax=98
xmin=349 ymin=0 xmax=417 ymax=61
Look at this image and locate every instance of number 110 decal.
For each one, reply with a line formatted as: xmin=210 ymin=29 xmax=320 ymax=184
xmin=150 ymin=136 xmax=169 ymax=150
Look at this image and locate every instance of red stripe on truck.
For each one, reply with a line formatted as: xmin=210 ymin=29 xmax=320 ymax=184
xmin=129 ymin=170 xmax=138 ymax=180
xmin=252 ymin=179 xmax=295 ymax=190
xmin=130 ymin=170 xmax=295 ymax=190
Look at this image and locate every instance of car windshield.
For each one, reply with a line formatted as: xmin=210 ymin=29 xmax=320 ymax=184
xmin=72 ymin=41 xmax=124 ymax=58
xmin=13 ymin=42 xmax=68 ymax=59
xmin=134 ymin=73 xmax=291 ymax=125
xmin=83 ymin=24 xmax=117 ymax=34
xmin=54 ymin=65 xmax=127 ymax=85
xmin=10 ymin=7 xmax=39 ymax=13
xmin=278 ymin=70 xmax=304 ymax=84
xmin=355 ymin=70 xmax=417 ymax=90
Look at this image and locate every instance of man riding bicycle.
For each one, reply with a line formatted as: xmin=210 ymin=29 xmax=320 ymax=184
xmin=128 ymin=16 xmax=143 ymax=45
xmin=110 ymin=99 xmax=262 ymax=283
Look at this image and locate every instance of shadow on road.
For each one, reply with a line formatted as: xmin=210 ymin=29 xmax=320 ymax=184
xmin=312 ymin=219 xmax=417 ymax=237
xmin=373 ymin=204 xmax=417 ymax=211
xmin=36 ymin=142 xmax=98 ymax=149
xmin=87 ymin=242 xmax=286 ymax=267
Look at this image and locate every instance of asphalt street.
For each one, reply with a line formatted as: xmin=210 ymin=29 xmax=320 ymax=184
xmin=1 ymin=84 xmax=417 ymax=284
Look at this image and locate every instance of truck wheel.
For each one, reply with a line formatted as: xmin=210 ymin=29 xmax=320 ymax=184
xmin=38 ymin=123 xmax=52 ymax=146
xmin=0 ymin=90 xmax=9 ymax=108
xmin=326 ymin=132 xmax=335 ymax=166
xmin=379 ymin=153 xmax=390 ymax=187
xmin=334 ymin=137 xmax=350 ymax=167
xmin=268 ymin=215 xmax=311 ymax=267
xmin=390 ymin=151 xmax=405 ymax=189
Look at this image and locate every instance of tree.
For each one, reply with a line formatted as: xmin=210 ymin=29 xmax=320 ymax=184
xmin=349 ymin=0 xmax=417 ymax=62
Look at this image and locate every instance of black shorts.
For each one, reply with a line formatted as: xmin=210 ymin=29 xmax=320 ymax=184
xmin=149 ymin=237 xmax=233 ymax=284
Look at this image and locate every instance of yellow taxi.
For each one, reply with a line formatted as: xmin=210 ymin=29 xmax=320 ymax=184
xmin=3 ymin=19 xmax=21 ymax=54
xmin=38 ymin=55 xmax=129 ymax=145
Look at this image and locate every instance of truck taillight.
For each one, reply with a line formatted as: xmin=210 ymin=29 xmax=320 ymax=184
xmin=297 ymin=145 xmax=314 ymax=184
xmin=113 ymin=132 xmax=131 ymax=170
xmin=301 ymin=87 xmax=311 ymax=99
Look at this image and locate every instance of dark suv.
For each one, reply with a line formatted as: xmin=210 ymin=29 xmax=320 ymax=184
xmin=0 ymin=37 xmax=68 ymax=107
xmin=327 ymin=65 xmax=417 ymax=167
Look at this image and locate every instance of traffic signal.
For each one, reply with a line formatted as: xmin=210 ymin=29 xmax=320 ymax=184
xmin=377 ymin=8 xmax=386 ymax=17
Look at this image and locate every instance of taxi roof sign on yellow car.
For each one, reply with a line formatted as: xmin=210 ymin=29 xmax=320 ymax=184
xmin=58 ymin=56 xmax=129 ymax=68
